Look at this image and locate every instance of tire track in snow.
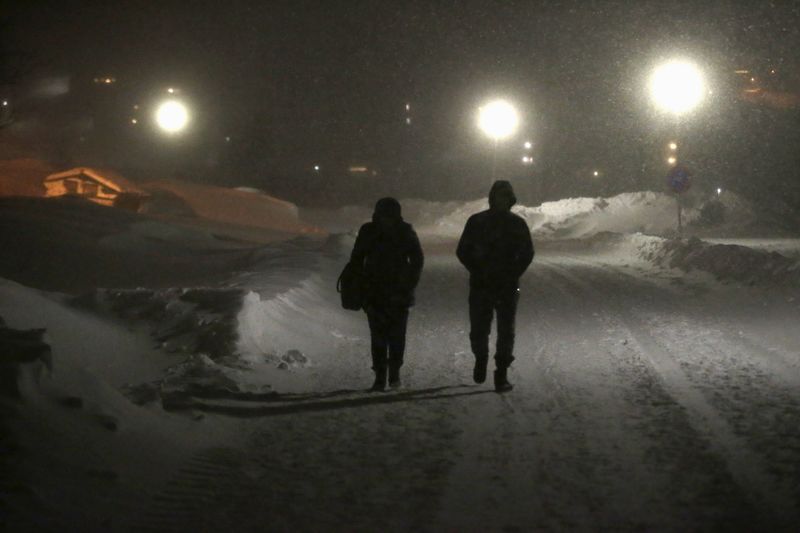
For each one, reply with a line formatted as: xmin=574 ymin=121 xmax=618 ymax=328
xmin=538 ymin=257 xmax=797 ymax=527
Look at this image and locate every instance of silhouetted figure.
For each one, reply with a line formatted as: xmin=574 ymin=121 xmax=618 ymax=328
xmin=457 ymin=181 xmax=534 ymax=392
xmin=350 ymin=198 xmax=424 ymax=391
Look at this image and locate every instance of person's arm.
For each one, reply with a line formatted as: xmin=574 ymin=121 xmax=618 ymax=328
xmin=350 ymin=223 xmax=372 ymax=270
xmin=513 ymin=218 xmax=534 ymax=278
xmin=456 ymin=216 xmax=479 ymax=272
xmin=406 ymin=228 xmax=424 ymax=290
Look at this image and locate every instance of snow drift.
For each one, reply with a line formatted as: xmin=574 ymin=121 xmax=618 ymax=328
xmin=303 ymin=190 xmax=759 ymax=240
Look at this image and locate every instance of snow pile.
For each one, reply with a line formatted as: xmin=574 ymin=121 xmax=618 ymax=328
xmin=237 ymin=274 xmax=354 ymax=363
xmin=641 ymin=236 xmax=800 ymax=285
xmin=304 ymin=191 xmax=725 ymax=240
xmin=519 ymin=192 xmax=698 ymax=238
xmin=144 ymin=179 xmax=322 ymax=236
xmin=0 ymin=278 xmax=224 ymax=529
xmin=73 ymin=287 xmax=245 ymax=359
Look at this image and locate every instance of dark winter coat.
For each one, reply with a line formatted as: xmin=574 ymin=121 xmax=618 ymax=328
xmin=350 ymin=218 xmax=424 ymax=309
xmin=456 ymin=207 xmax=534 ymax=291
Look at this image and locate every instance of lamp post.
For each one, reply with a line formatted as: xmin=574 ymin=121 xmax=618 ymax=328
xmin=478 ymin=99 xmax=519 ymax=181
xmin=648 ymin=59 xmax=706 ymax=234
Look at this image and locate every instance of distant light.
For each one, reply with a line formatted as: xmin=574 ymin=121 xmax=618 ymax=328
xmin=225 ymin=136 xmax=231 ymax=142
xmin=750 ymin=77 xmax=756 ymax=83
xmin=649 ymin=60 xmax=705 ymax=115
xmin=349 ymin=166 xmax=369 ymax=173
xmin=131 ymin=118 xmax=138 ymax=124
xmin=313 ymin=165 xmax=320 ymax=171
xmin=478 ymin=99 xmax=519 ymax=140
xmin=667 ymin=156 xmax=677 ymax=165
xmin=406 ymin=117 xmax=411 ymax=125
xmin=770 ymin=69 xmax=776 ymax=75
xmin=716 ymin=187 xmax=722 ymax=195
xmin=668 ymin=142 xmax=677 ymax=150
xmin=133 ymin=104 xmax=139 ymax=110
xmin=167 ymin=87 xmax=175 ymax=94
xmin=405 ymin=103 xmax=411 ymax=111
xmin=524 ymin=141 xmax=532 ymax=149
xmin=521 ymin=156 xmax=530 ymax=163
xmin=593 ymin=170 xmax=599 ymax=177
xmin=155 ymin=100 xmax=189 ymax=133
xmin=1 ymin=100 xmax=6 ymax=106
xmin=734 ymin=69 xmax=750 ymax=74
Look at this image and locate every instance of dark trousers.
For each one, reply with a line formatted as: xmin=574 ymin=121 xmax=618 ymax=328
xmin=469 ymin=286 xmax=520 ymax=369
xmin=366 ymin=306 xmax=409 ymax=372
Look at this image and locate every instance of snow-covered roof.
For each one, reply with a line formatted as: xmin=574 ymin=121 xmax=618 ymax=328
xmin=44 ymin=167 xmax=148 ymax=195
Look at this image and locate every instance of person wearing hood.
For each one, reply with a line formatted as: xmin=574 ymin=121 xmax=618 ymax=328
xmin=456 ymin=180 xmax=534 ymax=392
xmin=350 ymin=197 xmax=424 ymax=391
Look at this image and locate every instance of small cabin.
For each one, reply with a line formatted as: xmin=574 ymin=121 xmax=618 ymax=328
xmin=44 ymin=167 xmax=149 ymax=211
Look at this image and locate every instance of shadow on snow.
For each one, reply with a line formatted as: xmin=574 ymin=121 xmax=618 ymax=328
xmin=162 ymin=384 xmax=492 ymax=418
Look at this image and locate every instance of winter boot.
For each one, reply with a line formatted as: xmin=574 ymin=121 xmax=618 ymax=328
xmin=494 ymin=368 xmax=513 ymax=393
xmin=370 ymin=367 xmax=387 ymax=392
xmin=388 ymin=366 xmax=401 ymax=389
xmin=473 ymin=355 xmax=489 ymax=384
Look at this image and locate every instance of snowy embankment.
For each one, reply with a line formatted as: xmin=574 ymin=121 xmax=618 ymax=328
xmin=303 ymin=191 xmax=703 ymax=239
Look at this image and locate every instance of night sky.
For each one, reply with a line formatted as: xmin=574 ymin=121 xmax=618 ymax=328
xmin=2 ymin=1 xmax=800 ymax=205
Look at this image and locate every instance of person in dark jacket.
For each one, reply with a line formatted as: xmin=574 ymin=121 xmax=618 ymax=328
xmin=350 ymin=197 xmax=424 ymax=391
xmin=456 ymin=180 xmax=534 ymax=392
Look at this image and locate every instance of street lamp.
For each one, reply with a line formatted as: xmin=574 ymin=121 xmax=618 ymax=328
xmin=478 ymin=99 xmax=519 ymax=180
xmin=155 ymin=99 xmax=189 ymax=134
xmin=649 ymin=60 xmax=706 ymax=115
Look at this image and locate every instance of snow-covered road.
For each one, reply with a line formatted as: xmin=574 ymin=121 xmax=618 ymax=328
xmin=135 ymin=242 xmax=800 ymax=532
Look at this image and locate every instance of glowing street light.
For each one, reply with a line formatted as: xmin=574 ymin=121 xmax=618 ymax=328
xmin=667 ymin=156 xmax=677 ymax=165
xmin=478 ymin=99 xmax=519 ymax=141
xmin=155 ymin=100 xmax=189 ymax=133
xmin=524 ymin=141 xmax=532 ymax=149
xmin=478 ymin=99 xmax=520 ymax=180
xmin=668 ymin=142 xmax=677 ymax=151
xmin=649 ymin=60 xmax=706 ymax=115
xmin=593 ymin=170 xmax=600 ymax=177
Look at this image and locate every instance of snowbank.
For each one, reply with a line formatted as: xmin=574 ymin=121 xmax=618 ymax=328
xmin=0 ymin=278 xmax=226 ymax=529
xmin=642 ymin=236 xmax=800 ymax=286
xmin=303 ymin=191 xmax=718 ymax=240
xmin=144 ymin=179 xmax=321 ymax=236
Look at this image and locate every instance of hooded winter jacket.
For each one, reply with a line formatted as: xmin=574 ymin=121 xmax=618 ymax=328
xmin=350 ymin=198 xmax=424 ymax=308
xmin=456 ymin=181 xmax=534 ymax=290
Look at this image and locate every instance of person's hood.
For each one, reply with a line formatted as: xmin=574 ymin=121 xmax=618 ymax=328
xmin=488 ymin=180 xmax=517 ymax=210
xmin=372 ymin=197 xmax=403 ymax=223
